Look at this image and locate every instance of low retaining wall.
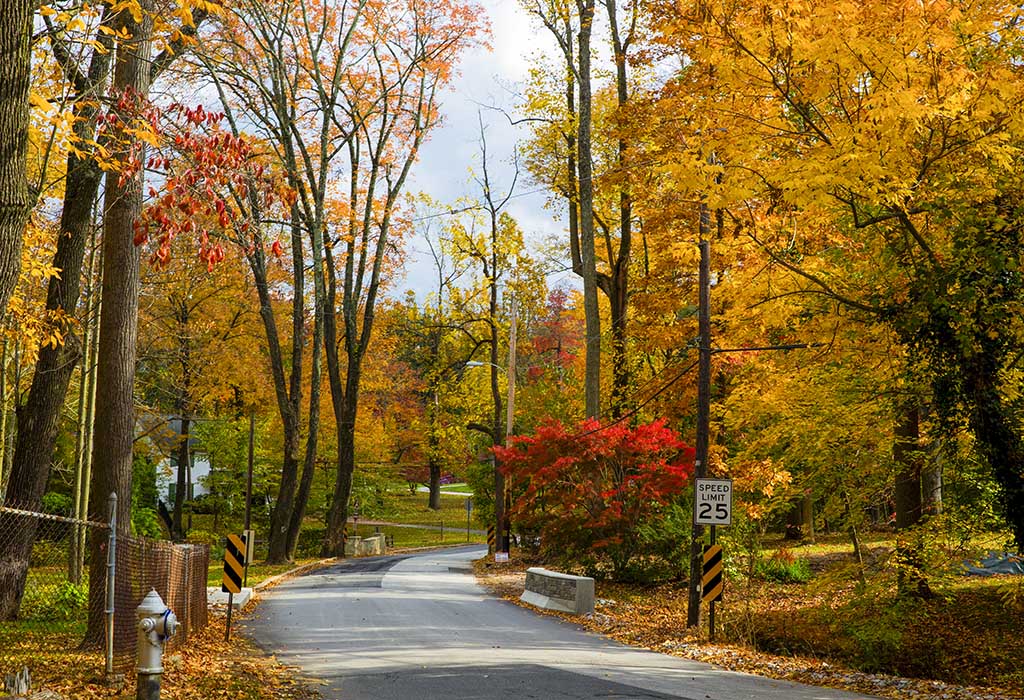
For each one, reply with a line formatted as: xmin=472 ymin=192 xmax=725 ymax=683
xmin=345 ymin=534 xmax=386 ymax=557
xmin=520 ymin=567 xmax=595 ymax=616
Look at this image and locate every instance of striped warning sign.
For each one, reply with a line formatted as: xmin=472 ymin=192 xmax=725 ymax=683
xmin=486 ymin=525 xmax=495 ymax=550
xmin=221 ymin=533 xmax=246 ymax=594
xmin=702 ymin=544 xmax=723 ymax=604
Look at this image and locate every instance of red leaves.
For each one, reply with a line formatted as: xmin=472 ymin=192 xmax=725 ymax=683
xmin=127 ymin=99 xmax=295 ymax=271
xmin=497 ymin=418 xmax=694 ymax=573
xmin=270 ymin=240 xmax=283 ymax=258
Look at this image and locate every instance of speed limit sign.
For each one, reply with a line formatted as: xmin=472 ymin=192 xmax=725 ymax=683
xmin=694 ymin=478 xmax=733 ymax=526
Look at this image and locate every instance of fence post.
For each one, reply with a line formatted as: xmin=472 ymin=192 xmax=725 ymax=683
xmin=105 ymin=492 xmax=117 ymax=678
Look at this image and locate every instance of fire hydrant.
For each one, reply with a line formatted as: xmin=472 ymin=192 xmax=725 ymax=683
xmin=136 ymin=589 xmax=179 ymax=700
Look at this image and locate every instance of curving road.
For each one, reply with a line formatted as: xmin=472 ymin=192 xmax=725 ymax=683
xmin=246 ymin=546 xmax=876 ymax=700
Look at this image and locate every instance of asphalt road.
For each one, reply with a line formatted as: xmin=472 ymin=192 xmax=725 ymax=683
xmin=246 ymin=546 xmax=877 ymax=700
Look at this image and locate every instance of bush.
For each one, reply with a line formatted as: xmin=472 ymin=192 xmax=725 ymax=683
xmin=498 ymin=418 xmax=694 ymax=581
xmin=295 ymin=526 xmax=325 ymax=558
xmin=132 ymin=507 xmax=163 ymax=539
xmin=30 ymin=540 xmax=67 ymax=567
xmin=41 ymin=492 xmax=73 ymax=517
xmin=20 ymin=580 xmax=88 ymax=621
xmin=754 ymin=549 xmax=812 ymax=583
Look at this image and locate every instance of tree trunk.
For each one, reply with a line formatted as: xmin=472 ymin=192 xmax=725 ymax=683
xmin=322 ymin=395 xmax=357 ymax=558
xmin=576 ymin=0 xmax=601 ymax=419
xmin=603 ymin=0 xmax=632 ymax=419
xmin=0 ymin=0 xmax=32 ymax=319
xmin=784 ymin=499 xmax=804 ymax=540
xmin=0 ymin=339 xmax=8 ymax=495
xmin=3 ymin=5 xmax=113 ymax=598
xmin=893 ymin=405 xmax=923 ymax=531
xmin=286 ymin=301 xmax=322 ymax=559
xmin=85 ymin=3 xmax=154 ymax=645
xmin=428 ymin=461 xmax=442 ymax=511
xmin=801 ymin=493 xmax=815 ymax=542
xmin=263 ymin=214 xmax=305 ymax=564
xmin=921 ymin=459 xmax=943 ymax=516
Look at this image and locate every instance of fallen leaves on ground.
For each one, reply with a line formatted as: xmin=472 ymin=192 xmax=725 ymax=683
xmin=21 ymin=605 xmax=321 ymax=700
xmin=473 ymin=557 xmax=1024 ymax=700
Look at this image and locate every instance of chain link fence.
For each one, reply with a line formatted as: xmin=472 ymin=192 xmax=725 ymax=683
xmin=0 ymin=498 xmax=209 ymax=687
xmin=0 ymin=501 xmax=109 ymax=687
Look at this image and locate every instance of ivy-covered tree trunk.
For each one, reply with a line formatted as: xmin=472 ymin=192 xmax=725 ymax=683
xmin=966 ymin=356 xmax=1024 ymax=552
xmin=0 ymin=0 xmax=32 ymax=319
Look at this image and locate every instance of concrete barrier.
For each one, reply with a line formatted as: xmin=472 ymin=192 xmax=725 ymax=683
xmin=520 ymin=567 xmax=595 ymax=616
xmin=344 ymin=534 xmax=386 ymax=557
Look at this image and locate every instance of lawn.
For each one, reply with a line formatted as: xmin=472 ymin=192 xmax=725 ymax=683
xmin=350 ymin=522 xmax=485 ymax=549
xmin=382 ymin=490 xmax=478 ymax=527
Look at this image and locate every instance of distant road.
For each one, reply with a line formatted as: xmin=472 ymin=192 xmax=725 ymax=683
xmin=346 ymin=518 xmax=485 ymax=535
xmin=246 ymin=546 xmax=878 ymax=700
xmin=416 ymin=485 xmax=474 ymax=497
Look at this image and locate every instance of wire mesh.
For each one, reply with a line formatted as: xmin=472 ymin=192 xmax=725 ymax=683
xmin=111 ymin=535 xmax=209 ymax=671
xmin=0 ymin=502 xmax=210 ymax=683
xmin=0 ymin=502 xmax=108 ymax=684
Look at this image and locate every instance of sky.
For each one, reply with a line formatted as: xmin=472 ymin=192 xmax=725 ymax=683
xmin=399 ymin=0 xmax=573 ymax=298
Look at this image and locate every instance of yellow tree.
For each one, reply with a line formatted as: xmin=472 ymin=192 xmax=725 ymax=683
xmin=645 ymin=0 xmax=1024 ymax=553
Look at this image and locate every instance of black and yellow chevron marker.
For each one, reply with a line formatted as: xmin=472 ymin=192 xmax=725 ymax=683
xmin=222 ymin=533 xmax=245 ymax=594
xmin=486 ymin=526 xmax=495 ymax=550
xmin=702 ymin=544 xmax=724 ymax=604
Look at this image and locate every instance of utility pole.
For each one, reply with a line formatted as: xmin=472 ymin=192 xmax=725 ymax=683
xmin=502 ymin=294 xmax=517 ymax=554
xmin=687 ymin=221 xmax=712 ymax=628
xmin=243 ymin=409 xmax=254 ymax=586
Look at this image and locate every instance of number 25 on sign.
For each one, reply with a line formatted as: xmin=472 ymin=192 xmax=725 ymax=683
xmin=694 ymin=478 xmax=733 ymax=526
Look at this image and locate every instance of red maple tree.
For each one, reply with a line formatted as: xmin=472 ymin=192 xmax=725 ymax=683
xmin=496 ymin=418 xmax=694 ymax=579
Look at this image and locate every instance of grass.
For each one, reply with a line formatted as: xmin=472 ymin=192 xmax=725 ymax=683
xmin=350 ymin=522 xmax=485 ymax=550
xmin=382 ymin=491 xmax=478 ymax=527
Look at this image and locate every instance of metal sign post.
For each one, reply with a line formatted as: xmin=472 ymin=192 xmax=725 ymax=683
xmin=695 ymin=478 xmax=731 ymax=641
xmin=465 ymin=498 xmax=473 ymax=542
xmin=222 ymin=534 xmax=246 ymax=641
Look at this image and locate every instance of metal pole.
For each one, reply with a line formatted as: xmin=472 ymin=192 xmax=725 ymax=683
xmin=502 ymin=294 xmax=517 ymax=554
xmin=687 ymin=236 xmax=712 ymax=628
xmin=466 ymin=499 xmax=471 ymax=542
xmin=709 ymin=524 xmax=717 ymax=641
xmin=245 ymin=410 xmax=254 ymax=532
xmin=243 ymin=410 xmax=254 ymax=587
xmin=225 ymin=592 xmax=234 ymax=642
xmin=105 ymin=491 xmax=117 ymax=677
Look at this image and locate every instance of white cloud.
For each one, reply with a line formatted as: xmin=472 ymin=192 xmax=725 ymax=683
xmin=397 ymin=0 xmax=572 ymax=299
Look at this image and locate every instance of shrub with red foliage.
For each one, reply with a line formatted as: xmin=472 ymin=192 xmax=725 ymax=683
xmin=495 ymin=418 xmax=694 ymax=579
